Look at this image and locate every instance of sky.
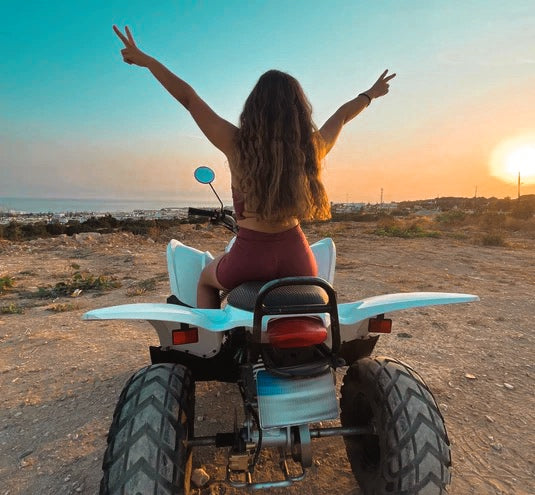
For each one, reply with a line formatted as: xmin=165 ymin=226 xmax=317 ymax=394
xmin=2 ymin=0 xmax=535 ymax=205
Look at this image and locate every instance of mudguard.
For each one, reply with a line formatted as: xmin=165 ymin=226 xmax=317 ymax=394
xmin=83 ymin=292 xmax=479 ymax=356
xmin=337 ymin=292 xmax=479 ymax=323
xmin=85 ymin=236 xmax=478 ymax=356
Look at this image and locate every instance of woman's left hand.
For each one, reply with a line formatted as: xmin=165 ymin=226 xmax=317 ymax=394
xmin=367 ymin=69 xmax=396 ymax=99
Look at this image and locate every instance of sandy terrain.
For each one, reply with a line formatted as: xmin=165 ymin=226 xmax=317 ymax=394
xmin=1 ymin=221 xmax=534 ymax=495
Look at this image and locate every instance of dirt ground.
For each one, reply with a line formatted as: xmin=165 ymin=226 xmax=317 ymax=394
xmin=1 ymin=221 xmax=534 ymax=495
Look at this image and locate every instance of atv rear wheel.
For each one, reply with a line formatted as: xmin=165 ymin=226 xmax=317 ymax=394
xmin=100 ymin=363 xmax=195 ymax=495
xmin=340 ymin=357 xmax=451 ymax=494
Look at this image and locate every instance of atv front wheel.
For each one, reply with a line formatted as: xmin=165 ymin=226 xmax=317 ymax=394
xmin=100 ymin=363 xmax=195 ymax=495
xmin=340 ymin=357 xmax=451 ymax=494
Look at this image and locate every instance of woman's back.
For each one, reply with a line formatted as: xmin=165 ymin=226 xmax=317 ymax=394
xmin=230 ymin=70 xmax=331 ymax=229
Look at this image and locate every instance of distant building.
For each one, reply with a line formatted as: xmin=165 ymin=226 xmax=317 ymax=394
xmin=332 ymin=202 xmax=365 ymax=214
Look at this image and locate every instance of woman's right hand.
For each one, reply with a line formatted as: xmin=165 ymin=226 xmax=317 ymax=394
xmin=113 ymin=25 xmax=152 ymax=67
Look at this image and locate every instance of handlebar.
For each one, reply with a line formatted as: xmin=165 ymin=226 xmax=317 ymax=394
xmin=188 ymin=207 xmax=215 ymax=217
xmin=188 ymin=206 xmax=238 ymax=234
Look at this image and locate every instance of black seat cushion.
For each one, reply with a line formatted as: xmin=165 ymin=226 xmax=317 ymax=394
xmin=226 ymin=281 xmax=328 ymax=312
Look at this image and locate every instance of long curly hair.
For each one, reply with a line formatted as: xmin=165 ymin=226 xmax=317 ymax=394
xmin=232 ymin=70 xmax=331 ymax=222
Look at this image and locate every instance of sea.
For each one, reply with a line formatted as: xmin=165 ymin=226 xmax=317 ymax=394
xmin=0 ymin=197 xmax=223 ymax=215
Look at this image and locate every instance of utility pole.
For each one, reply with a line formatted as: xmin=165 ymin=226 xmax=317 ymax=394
xmin=518 ymin=171 xmax=521 ymax=199
xmin=380 ymin=188 xmax=383 ymax=206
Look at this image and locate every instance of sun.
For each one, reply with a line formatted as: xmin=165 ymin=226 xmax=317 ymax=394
xmin=505 ymin=146 xmax=535 ymax=177
xmin=490 ymin=135 xmax=535 ymax=185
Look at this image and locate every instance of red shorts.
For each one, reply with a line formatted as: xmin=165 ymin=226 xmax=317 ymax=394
xmin=216 ymin=224 xmax=318 ymax=290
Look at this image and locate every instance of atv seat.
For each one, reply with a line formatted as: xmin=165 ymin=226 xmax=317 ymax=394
xmin=226 ymin=281 xmax=329 ymax=312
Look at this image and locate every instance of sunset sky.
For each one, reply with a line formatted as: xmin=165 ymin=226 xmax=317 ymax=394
xmin=2 ymin=0 xmax=535 ymax=205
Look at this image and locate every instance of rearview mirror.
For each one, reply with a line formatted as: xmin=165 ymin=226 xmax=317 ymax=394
xmin=194 ymin=166 xmax=215 ymax=184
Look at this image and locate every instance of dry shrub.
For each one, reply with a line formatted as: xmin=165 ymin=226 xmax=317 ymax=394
xmin=0 ymin=276 xmax=15 ymax=294
xmin=126 ymin=275 xmax=166 ymax=297
xmin=476 ymin=233 xmax=507 ymax=247
xmin=503 ymin=216 xmax=535 ymax=236
xmin=435 ymin=210 xmax=467 ymax=225
xmin=126 ymin=278 xmax=157 ymax=297
xmin=374 ymin=217 xmax=440 ymax=238
xmin=47 ymin=302 xmax=80 ymax=312
xmin=1 ymin=303 xmax=24 ymax=314
xmin=475 ymin=212 xmax=506 ymax=230
xmin=510 ymin=201 xmax=534 ymax=220
xmin=31 ymin=272 xmax=121 ymax=299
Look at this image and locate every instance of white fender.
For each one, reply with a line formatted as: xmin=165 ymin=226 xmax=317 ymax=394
xmin=310 ymin=237 xmax=336 ymax=284
xmin=85 ymin=237 xmax=478 ymax=357
xmin=83 ymin=302 xmax=253 ymax=357
xmin=83 ymin=292 xmax=478 ymax=350
xmin=83 ymin=292 xmax=478 ymax=327
xmin=83 ymin=303 xmax=252 ymax=330
xmin=338 ymin=292 xmax=479 ymax=325
xmin=166 ymin=240 xmax=214 ymax=307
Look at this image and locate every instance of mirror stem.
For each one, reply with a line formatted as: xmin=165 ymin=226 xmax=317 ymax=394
xmin=209 ymin=183 xmax=224 ymax=211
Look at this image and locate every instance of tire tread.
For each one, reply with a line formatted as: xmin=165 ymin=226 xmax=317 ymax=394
xmin=100 ymin=363 xmax=194 ymax=495
xmin=341 ymin=357 xmax=451 ymax=494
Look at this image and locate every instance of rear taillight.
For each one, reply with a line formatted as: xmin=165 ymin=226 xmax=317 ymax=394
xmin=266 ymin=317 xmax=327 ymax=348
xmin=368 ymin=315 xmax=392 ymax=333
xmin=172 ymin=328 xmax=199 ymax=345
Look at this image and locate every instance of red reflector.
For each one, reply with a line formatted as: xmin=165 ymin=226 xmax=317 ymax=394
xmin=267 ymin=317 xmax=327 ymax=348
xmin=368 ymin=316 xmax=392 ymax=333
xmin=172 ymin=328 xmax=199 ymax=345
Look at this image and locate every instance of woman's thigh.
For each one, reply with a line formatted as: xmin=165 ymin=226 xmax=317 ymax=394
xmin=198 ymin=254 xmax=228 ymax=290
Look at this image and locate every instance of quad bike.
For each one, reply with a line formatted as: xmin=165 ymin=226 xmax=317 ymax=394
xmin=83 ymin=166 xmax=479 ymax=494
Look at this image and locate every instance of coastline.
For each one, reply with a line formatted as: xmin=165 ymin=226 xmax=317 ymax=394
xmin=0 ymin=206 xmax=192 ymax=226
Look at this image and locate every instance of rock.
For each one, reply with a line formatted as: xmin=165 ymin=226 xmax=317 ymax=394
xmin=74 ymin=232 xmax=101 ymax=243
xmin=491 ymin=442 xmax=503 ymax=452
xmin=503 ymin=382 xmax=514 ymax=390
xmin=18 ymin=449 xmax=33 ymax=459
xmin=485 ymin=415 xmax=495 ymax=423
xmin=191 ymin=467 xmax=210 ymax=488
xmin=465 ymin=373 xmax=477 ymax=380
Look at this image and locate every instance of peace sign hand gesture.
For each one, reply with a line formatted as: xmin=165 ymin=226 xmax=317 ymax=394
xmin=113 ymin=25 xmax=152 ymax=67
xmin=366 ymin=69 xmax=397 ymax=99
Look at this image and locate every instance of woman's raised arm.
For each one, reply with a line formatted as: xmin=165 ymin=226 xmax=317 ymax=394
xmin=318 ymin=69 xmax=396 ymax=158
xmin=113 ymin=25 xmax=237 ymax=157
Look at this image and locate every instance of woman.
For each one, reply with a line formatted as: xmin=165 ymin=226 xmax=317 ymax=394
xmin=113 ymin=26 xmax=395 ymax=308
